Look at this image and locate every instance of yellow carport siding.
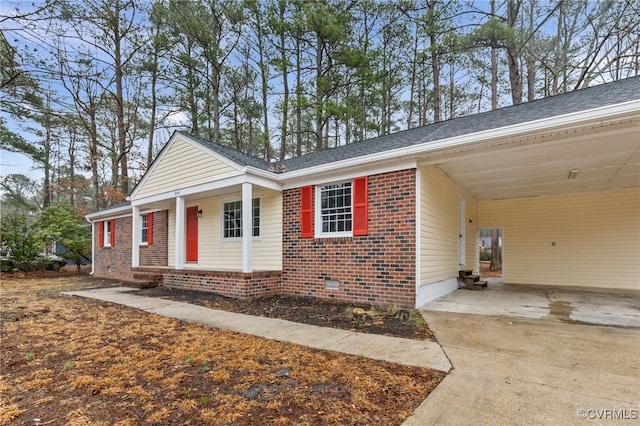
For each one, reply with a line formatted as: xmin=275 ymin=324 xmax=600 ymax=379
xmin=420 ymin=165 xmax=479 ymax=285
xmin=478 ymin=187 xmax=640 ymax=289
xmin=134 ymin=137 xmax=242 ymax=199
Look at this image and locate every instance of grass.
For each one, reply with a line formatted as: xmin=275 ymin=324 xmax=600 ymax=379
xmin=0 ymin=276 xmax=446 ymax=425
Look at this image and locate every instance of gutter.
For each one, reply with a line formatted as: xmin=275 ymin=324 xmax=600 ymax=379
xmin=84 ymin=216 xmax=95 ymax=276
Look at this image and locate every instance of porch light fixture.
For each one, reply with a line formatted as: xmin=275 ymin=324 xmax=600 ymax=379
xmin=197 ymin=210 xmax=203 ymax=217
xmin=568 ymin=169 xmax=580 ymax=180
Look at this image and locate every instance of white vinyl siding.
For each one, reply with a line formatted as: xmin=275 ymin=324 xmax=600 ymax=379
xmin=478 ymin=187 xmax=640 ymax=289
xmin=168 ymin=190 xmax=282 ymax=271
xmin=134 ymin=138 xmax=241 ymax=199
xmin=419 ymin=165 xmax=479 ymax=286
xmin=252 ymin=190 xmax=283 ymax=270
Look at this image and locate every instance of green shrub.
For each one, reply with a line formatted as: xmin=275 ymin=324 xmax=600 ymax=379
xmin=479 ymin=249 xmax=491 ymax=261
xmin=0 ymin=259 xmax=14 ymax=272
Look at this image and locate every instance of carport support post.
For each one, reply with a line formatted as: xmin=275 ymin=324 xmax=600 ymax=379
xmin=242 ymin=182 xmax=252 ymax=273
xmin=175 ymin=195 xmax=185 ymax=269
xmin=132 ymin=205 xmax=140 ymax=268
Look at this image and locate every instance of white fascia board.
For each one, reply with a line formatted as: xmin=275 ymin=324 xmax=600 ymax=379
xmin=85 ymin=206 xmax=133 ymax=222
xmin=278 ymin=101 xmax=640 ymax=184
xmin=131 ymin=175 xmax=248 ymax=206
xmin=131 ymin=172 xmax=282 ymax=207
xmin=281 ymin=159 xmax=418 ymax=190
xmin=244 ymin=168 xmax=283 ymax=191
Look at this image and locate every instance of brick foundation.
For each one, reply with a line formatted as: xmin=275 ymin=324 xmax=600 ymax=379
xmin=133 ymin=267 xmax=282 ymax=299
xmin=282 ymin=169 xmax=417 ymax=308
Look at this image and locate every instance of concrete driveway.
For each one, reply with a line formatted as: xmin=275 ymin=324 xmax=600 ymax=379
xmin=424 ymin=281 xmax=640 ymax=327
xmin=404 ymin=284 xmax=640 ymax=425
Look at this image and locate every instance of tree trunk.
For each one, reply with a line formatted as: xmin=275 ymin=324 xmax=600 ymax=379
xmin=506 ymin=0 xmax=523 ymax=105
xmin=113 ymin=0 xmax=128 ymax=196
xmin=295 ymin=35 xmax=302 ymax=157
xmin=490 ymin=228 xmax=500 ymax=271
xmin=147 ymin=21 xmax=161 ymax=167
xmin=490 ymin=0 xmax=498 ymax=110
xmin=315 ymin=34 xmax=324 ymax=152
xmin=277 ymin=1 xmax=289 ymax=161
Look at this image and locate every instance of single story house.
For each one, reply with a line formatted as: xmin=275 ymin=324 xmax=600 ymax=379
xmin=86 ymin=77 xmax=640 ymax=308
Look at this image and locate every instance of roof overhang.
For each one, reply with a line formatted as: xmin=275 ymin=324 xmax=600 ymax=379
xmin=279 ymin=100 xmax=640 ymax=199
xmin=85 ymin=204 xmax=132 ymax=222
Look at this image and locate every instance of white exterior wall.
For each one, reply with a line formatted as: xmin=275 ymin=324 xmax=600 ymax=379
xmin=167 ymin=190 xmax=282 ymax=271
xmin=135 ymin=138 xmax=241 ymax=199
xmin=419 ymin=165 xmax=479 ymax=285
xmin=478 ymin=187 xmax=640 ymax=289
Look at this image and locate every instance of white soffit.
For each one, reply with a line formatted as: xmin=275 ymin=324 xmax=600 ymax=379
xmin=433 ymin=118 xmax=639 ymax=200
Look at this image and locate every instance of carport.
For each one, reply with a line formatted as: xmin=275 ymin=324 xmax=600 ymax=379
xmin=422 ymin=96 xmax=640 ymax=293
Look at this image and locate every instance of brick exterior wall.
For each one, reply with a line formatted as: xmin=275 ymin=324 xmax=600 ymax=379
xmin=94 ymin=216 xmax=133 ymax=281
xmin=282 ymin=169 xmax=417 ymax=308
xmin=139 ymin=210 xmax=168 ymax=267
xmin=94 ymin=169 xmax=417 ymax=307
xmin=135 ymin=267 xmax=281 ymax=299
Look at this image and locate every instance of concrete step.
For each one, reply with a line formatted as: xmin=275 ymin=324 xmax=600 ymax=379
xmin=462 ymin=274 xmax=481 ymax=282
xmin=458 ymin=269 xmax=473 ymax=279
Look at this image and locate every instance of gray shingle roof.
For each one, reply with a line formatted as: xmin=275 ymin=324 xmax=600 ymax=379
xmin=281 ymin=76 xmax=640 ymax=171
xmin=183 ymin=76 xmax=640 ymax=173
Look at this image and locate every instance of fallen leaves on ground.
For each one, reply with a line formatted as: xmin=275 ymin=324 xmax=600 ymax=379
xmin=1 ymin=276 xmax=445 ymax=425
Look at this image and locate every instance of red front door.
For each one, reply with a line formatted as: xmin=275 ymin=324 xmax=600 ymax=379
xmin=186 ymin=206 xmax=198 ymax=262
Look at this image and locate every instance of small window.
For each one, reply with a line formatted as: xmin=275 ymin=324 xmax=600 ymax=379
xmin=319 ymin=182 xmax=352 ymax=235
xmin=104 ymin=220 xmax=112 ymax=247
xmin=223 ymin=198 xmax=260 ymax=239
xmin=141 ymin=214 xmax=148 ymax=243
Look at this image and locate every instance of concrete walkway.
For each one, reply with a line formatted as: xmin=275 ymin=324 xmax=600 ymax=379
xmin=62 ymin=286 xmax=451 ymax=373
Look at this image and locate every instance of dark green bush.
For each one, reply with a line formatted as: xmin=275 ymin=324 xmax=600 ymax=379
xmin=0 ymin=259 xmax=14 ymax=272
xmin=479 ymin=249 xmax=491 ymax=261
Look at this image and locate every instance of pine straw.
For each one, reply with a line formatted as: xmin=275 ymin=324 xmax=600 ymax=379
xmin=1 ymin=278 xmax=446 ymax=425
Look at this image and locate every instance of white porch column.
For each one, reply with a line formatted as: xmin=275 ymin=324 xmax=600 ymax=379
xmin=175 ymin=195 xmax=185 ymax=269
xmin=132 ymin=205 xmax=140 ymax=268
xmin=242 ymin=182 xmax=253 ymax=273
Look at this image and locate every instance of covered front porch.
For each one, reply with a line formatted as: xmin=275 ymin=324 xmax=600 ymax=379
xmin=129 ymin=171 xmax=283 ymax=298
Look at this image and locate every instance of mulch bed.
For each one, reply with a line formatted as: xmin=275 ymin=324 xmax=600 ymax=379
xmin=133 ymin=287 xmax=435 ymax=341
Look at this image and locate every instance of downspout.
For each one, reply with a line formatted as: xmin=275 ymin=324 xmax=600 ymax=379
xmin=85 ymin=216 xmax=95 ymax=276
xmin=414 ymin=166 xmax=421 ymax=308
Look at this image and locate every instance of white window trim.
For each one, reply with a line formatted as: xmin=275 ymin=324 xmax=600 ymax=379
xmin=315 ymin=181 xmax=353 ymax=238
xmin=220 ymin=196 xmax=262 ymax=242
xmin=139 ymin=213 xmax=149 ymax=246
xmin=104 ymin=220 xmax=112 ymax=247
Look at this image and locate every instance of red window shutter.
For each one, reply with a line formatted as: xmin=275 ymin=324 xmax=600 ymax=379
xmin=98 ymin=221 xmax=104 ymax=248
xmin=300 ymin=186 xmax=313 ymax=238
xmin=353 ymin=176 xmax=368 ymax=236
xmin=147 ymin=212 xmax=153 ymax=245
xmin=110 ymin=219 xmax=116 ymax=246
